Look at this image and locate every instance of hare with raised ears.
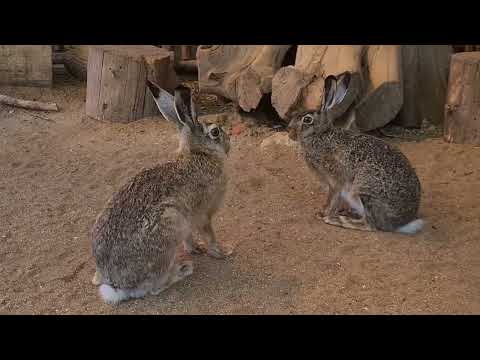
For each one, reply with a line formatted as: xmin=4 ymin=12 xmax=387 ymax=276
xmin=288 ymin=73 xmax=423 ymax=234
xmin=91 ymin=80 xmax=231 ymax=305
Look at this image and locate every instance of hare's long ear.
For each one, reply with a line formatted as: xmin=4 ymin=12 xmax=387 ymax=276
xmin=333 ymin=71 xmax=351 ymax=106
xmin=322 ymin=75 xmax=338 ymax=111
xmin=174 ymin=85 xmax=196 ymax=128
xmin=190 ymin=95 xmax=198 ymax=124
xmin=146 ymin=80 xmax=184 ymax=129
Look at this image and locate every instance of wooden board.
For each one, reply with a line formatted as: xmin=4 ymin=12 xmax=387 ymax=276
xmin=0 ymin=45 xmax=52 ymax=87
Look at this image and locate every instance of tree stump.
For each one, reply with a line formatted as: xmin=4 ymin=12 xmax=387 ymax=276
xmin=444 ymin=52 xmax=480 ymax=145
xmin=86 ymin=45 xmax=178 ymax=123
xmin=0 ymin=45 xmax=52 ymax=87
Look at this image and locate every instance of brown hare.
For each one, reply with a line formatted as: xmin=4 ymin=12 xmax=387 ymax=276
xmin=288 ymin=73 xmax=423 ymax=234
xmin=91 ymin=81 xmax=231 ymax=305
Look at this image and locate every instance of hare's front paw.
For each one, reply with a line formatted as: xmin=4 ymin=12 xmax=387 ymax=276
xmin=207 ymin=244 xmax=233 ymax=259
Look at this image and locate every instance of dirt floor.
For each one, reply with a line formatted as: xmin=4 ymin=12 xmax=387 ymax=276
xmin=1 ymin=69 xmax=479 ymax=314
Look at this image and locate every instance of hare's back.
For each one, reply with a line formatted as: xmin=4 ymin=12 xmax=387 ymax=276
xmin=349 ymin=134 xmax=421 ymax=197
xmin=92 ymin=162 xmax=190 ymax=287
xmin=94 ymin=162 xmax=188 ymax=234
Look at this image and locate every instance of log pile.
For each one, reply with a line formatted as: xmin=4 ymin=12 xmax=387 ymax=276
xmin=197 ymin=45 xmax=453 ymax=131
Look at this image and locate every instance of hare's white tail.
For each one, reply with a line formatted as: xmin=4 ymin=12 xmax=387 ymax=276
xmin=99 ymin=284 xmax=129 ymax=305
xmin=396 ymin=219 xmax=424 ymax=235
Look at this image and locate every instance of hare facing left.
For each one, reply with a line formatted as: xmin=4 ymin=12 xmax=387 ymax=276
xmin=91 ymin=80 xmax=231 ymax=305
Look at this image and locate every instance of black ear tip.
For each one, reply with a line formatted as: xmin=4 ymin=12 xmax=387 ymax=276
xmin=325 ymin=75 xmax=337 ymax=82
xmin=174 ymin=85 xmax=193 ymax=101
xmin=324 ymin=75 xmax=337 ymax=89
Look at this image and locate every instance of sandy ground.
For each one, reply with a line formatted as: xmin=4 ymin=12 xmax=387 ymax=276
xmin=1 ymin=70 xmax=479 ymax=315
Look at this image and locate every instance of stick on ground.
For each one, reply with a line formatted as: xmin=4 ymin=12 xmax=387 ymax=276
xmin=0 ymin=94 xmax=59 ymax=111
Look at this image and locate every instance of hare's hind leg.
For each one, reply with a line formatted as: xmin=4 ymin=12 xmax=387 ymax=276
xmin=316 ymin=185 xmax=343 ymax=219
xmin=322 ymin=189 xmax=376 ymax=232
xmin=323 ymin=214 xmax=375 ymax=232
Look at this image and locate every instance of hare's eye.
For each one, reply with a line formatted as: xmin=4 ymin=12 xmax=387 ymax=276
xmin=302 ymin=114 xmax=314 ymax=125
xmin=210 ymin=127 xmax=220 ymax=138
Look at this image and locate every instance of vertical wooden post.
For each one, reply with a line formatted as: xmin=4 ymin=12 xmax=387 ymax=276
xmin=444 ymin=52 xmax=480 ymax=144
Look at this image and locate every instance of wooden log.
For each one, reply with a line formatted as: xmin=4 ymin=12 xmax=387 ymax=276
xmin=53 ymin=52 xmax=64 ymax=65
xmin=354 ymin=45 xmax=403 ymax=131
xmin=395 ymin=45 xmax=452 ymax=128
xmin=174 ymin=59 xmax=198 ymax=73
xmin=444 ymin=52 xmax=480 ymax=145
xmin=0 ymin=94 xmax=58 ymax=111
xmin=197 ymin=45 xmax=292 ymax=112
xmin=85 ymin=46 xmax=178 ymax=123
xmin=272 ymin=45 xmax=364 ymax=128
xmin=453 ymin=45 xmax=480 ymax=53
xmin=63 ymin=45 xmax=89 ymax=81
xmin=0 ymin=45 xmax=52 ymax=87
xmin=160 ymin=46 xmax=197 ymax=63
xmin=180 ymin=45 xmax=197 ymax=60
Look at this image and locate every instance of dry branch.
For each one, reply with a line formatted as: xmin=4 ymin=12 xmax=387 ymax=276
xmin=0 ymin=94 xmax=59 ymax=111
